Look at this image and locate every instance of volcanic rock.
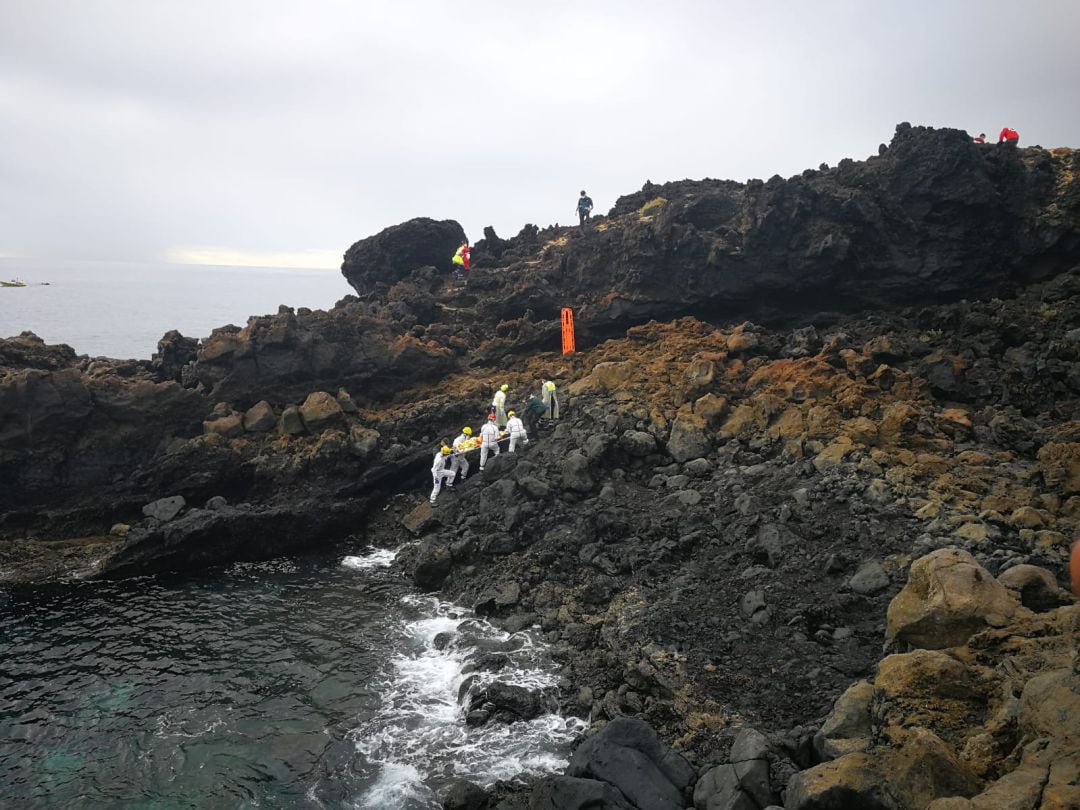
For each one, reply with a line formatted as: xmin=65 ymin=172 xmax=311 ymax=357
xmin=886 ymin=547 xmax=1025 ymax=649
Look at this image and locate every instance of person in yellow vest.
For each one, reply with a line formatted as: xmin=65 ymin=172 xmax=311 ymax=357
xmin=452 ymin=242 xmax=470 ymax=280
xmin=492 ymin=384 xmax=509 ymax=427
xmin=542 ymin=378 xmax=559 ymax=420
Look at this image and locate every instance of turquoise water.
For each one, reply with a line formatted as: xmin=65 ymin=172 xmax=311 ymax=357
xmin=0 ymin=551 xmax=581 ymax=809
xmin=0 ymin=259 xmax=351 ymax=360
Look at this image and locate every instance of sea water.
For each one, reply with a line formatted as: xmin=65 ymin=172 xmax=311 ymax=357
xmin=0 ymin=258 xmax=350 ymax=359
xmin=0 ymin=549 xmax=583 ymax=808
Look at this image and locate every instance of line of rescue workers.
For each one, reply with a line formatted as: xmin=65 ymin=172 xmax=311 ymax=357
xmin=429 ymin=378 xmax=559 ymax=505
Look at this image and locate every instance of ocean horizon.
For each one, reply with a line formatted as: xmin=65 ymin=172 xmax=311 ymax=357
xmin=0 ymin=258 xmax=351 ymax=360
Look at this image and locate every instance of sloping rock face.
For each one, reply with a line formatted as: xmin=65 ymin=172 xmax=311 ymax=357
xmin=459 ymin=124 xmax=1080 ymax=338
xmin=191 ymin=302 xmax=455 ymax=405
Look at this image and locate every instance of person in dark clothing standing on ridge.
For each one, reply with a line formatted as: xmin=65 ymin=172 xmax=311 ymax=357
xmin=577 ymin=191 xmax=593 ymax=226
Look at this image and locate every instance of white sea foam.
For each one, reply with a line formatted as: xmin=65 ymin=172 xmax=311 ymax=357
xmin=355 ymin=762 xmax=433 ymax=810
xmin=351 ymin=595 xmax=586 ymax=808
xmin=342 ymin=548 xmax=399 ymax=570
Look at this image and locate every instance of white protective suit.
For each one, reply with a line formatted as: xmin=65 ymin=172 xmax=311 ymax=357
xmin=492 ymin=389 xmax=508 ymax=427
xmin=430 ymin=451 xmax=455 ymax=503
xmin=542 ymin=380 xmax=559 ymax=419
xmin=506 ymin=416 xmax=528 ymax=453
xmin=451 ymin=432 xmax=471 ymax=481
xmin=479 ymin=421 xmax=501 ymax=471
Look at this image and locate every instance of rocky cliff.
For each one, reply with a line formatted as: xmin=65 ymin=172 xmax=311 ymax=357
xmin=2 ymin=123 xmax=1079 ymax=808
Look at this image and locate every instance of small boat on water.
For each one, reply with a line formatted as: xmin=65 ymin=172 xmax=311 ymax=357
xmin=1 ymin=279 xmax=27 ymax=288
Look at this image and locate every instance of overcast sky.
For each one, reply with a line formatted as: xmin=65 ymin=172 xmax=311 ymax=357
xmin=1 ymin=1 xmax=1077 ymax=268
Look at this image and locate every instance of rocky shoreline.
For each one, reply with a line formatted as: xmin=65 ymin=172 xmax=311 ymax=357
xmin=3 ymin=123 xmax=1079 ymax=808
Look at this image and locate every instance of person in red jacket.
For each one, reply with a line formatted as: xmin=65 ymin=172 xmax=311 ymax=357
xmin=998 ymin=127 xmax=1019 ymax=145
xmin=973 ymin=133 xmax=986 ymax=144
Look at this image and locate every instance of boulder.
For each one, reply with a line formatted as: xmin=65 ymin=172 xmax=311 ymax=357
xmin=517 ymin=476 xmax=551 ymax=500
xmin=280 ymin=405 xmax=305 ymax=435
xmin=335 ymin=388 xmax=360 ymax=414
xmin=152 ymin=330 xmax=199 ymax=381
xmin=468 ymin=682 xmax=554 ymax=723
xmin=619 ymin=430 xmax=657 ymax=457
xmin=815 ymin=680 xmax=874 ymax=759
xmin=1036 ymin=442 xmax=1080 ymax=494
xmin=784 ymin=753 xmax=897 ymax=810
xmin=442 ymin=779 xmax=489 ymax=810
xmin=298 ymin=391 xmax=343 ymax=431
xmin=997 ymin=564 xmax=1071 ymax=612
xmin=204 ymin=413 xmax=243 ymax=438
xmin=881 ymin=728 xmax=983 ymax=809
xmin=590 ymin=361 xmax=638 ymax=392
xmin=873 ymin=650 xmax=996 ymax=743
xmin=349 ymin=426 xmax=380 ymax=458
xmin=712 ymin=727 xmax=776 ymax=808
xmin=561 ymin=451 xmax=595 ymax=493
xmin=694 ymin=393 xmax=728 ymax=425
xmin=413 ymin=542 xmax=452 ymax=590
xmin=848 ymin=561 xmax=890 ymax=595
xmin=242 ymin=400 xmax=276 ymax=432
xmin=668 ymin=407 xmax=712 ymax=463
xmin=1018 ymin=668 xmax=1080 ymax=747
xmin=566 ymin=717 xmax=688 ymax=810
xmin=341 ymin=216 xmax=465 ymax=292
xmin=528 ymin=776 xmax=633 ymax=810
xmin=886 ymin=548 xmax=1023 ymax=649
xmin=142 ymin=495 xmax=186 ymax=522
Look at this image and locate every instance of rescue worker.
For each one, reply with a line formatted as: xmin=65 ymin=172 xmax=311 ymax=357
xmin=541 ymin=378 xmax=559 ymax=420
xmin=479 ymin=413 xmax=500 ymax=472
xmin=430 ymin=445 xmax=454 ymax=504
xmin=492 ymin=384 xmax=509 ymax=427
xmin=998 ymin=127 xmax=1019 ymax=145
xmin=577 ymin=191 xmax=593 ymax=226
xmin=506 ymin=410 xmax=528 ymax=452
xmin=451 ymin=426 xmax=473 ymax=482
xmin=973 ymin=133 xmax=986 ymax=144
xmin=452 ymin=242 xmax=470 ymax=279
xmin=523 ymin=393 xmax=547 ymax=436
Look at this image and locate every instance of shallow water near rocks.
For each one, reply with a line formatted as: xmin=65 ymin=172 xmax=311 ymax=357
xmin=0 ymin=548 xmax=583 ymax=808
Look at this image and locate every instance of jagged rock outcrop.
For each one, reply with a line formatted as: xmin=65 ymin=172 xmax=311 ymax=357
xmin=341 ymin=216 xmax=466 ymax=293
xmin=800 ymin=551 xmax=1077 ymax=810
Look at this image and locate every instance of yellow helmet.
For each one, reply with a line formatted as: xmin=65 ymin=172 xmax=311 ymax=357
xmin=462 ymin=427 xmax=473 ymax=435
xmin=500 ymin=384 xmax=509 ymax=391
xmin=441 ymin=446 xmax=451 ymax=455
xmin=507 ymin=410 xmax=516 ymax=417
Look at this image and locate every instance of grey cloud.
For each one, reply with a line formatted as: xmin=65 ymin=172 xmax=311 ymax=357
xmin=1 ymin=0 xmax=1077 ymax=264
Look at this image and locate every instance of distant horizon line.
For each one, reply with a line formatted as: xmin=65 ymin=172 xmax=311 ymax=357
xmin=0 ymin=255 xmax=343 ymax=271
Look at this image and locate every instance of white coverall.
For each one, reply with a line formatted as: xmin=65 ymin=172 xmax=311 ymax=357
xmin=492 ymin=389 xmax=508 ymax=427
xmin=451 ymin=432 xmax=471 ymax=481
xmin=506 ymin=416 xmax=528 ymax=452
xmin=542 ymin=380 xmax=559 ymax=419
xmin=479 ymin=421 xmax=500 ymax=471
xmin=430 ymin=452 xmax=454 ymax=503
